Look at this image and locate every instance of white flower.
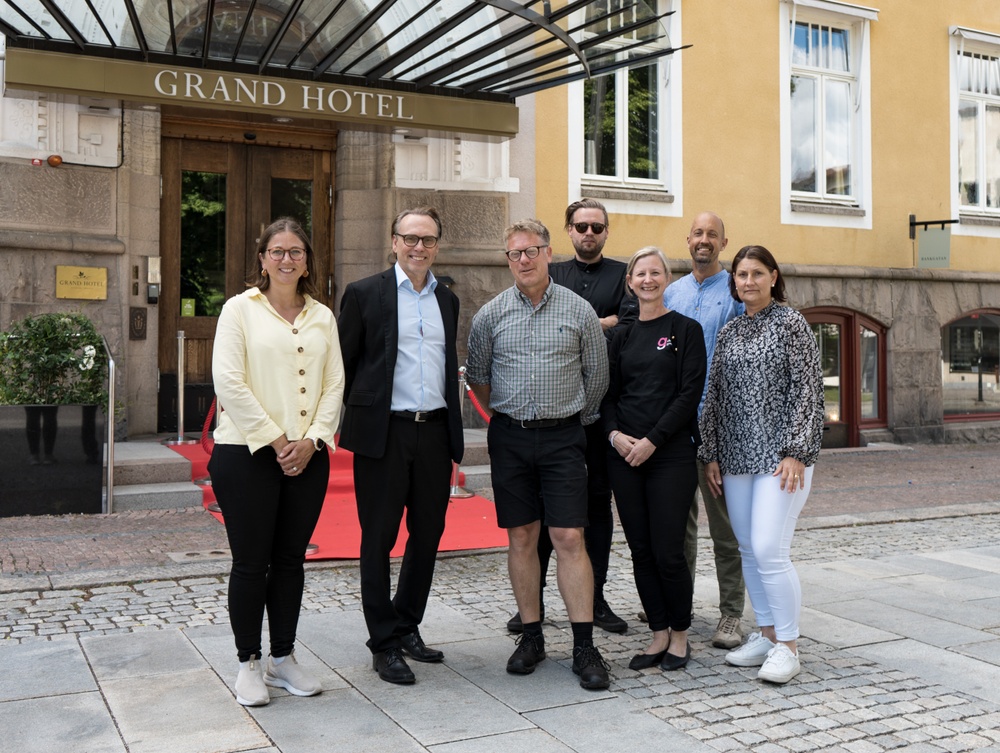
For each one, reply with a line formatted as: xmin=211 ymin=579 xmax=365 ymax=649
xmin=79 ymin=344 xmax=96 ymax=371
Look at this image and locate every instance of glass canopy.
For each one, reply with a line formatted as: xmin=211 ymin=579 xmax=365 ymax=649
xmin=0 ymin=0 xmax=685 ymax=101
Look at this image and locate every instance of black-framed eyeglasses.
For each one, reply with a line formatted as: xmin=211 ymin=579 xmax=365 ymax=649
xmin=394 ymin=233 xmax=439 ymax=249
xmin=572 ymin=222 xmax=607 ymax=234
xmin=504 ymin=245 xmax=544 ymax=261
xmin=266 ymin=247 xmax=306 ymax=261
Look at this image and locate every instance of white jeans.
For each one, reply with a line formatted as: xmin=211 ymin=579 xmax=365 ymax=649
xmin=723 ymin=467 xmax=813 ymax=642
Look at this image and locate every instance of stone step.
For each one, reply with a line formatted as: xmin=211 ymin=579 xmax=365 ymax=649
xmin=109 ymin=481 xmax=203 ymax=512
xmin=110 ymin=440 xmax=195 ymax=486
xmin=457 ymin=464 xmax=491 ymax=493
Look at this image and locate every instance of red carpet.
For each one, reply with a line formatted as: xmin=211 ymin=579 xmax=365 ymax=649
xmin=167 ymin=442 xmax=507 ymax=560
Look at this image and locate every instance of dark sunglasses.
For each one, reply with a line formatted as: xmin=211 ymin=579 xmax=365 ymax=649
xmin=572 ymin=222 xmax=607 ymax=234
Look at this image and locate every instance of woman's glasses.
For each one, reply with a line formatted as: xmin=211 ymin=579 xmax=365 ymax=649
xmin=266 ymin=247 xmax=306 ymax=261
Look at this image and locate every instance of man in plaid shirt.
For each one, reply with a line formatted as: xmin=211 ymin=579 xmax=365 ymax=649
xmin=467 ymin=218 xmax=611 ymax=690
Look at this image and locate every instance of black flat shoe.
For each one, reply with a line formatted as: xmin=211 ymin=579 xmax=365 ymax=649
xmin=659 ymin=643 xmax=691 ymax=671
xmin=628 ymin=649 xmax=667 ymax=670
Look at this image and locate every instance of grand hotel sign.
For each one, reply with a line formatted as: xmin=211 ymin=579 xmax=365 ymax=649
xmin=2 ymin=49 xmax=518 ymax=137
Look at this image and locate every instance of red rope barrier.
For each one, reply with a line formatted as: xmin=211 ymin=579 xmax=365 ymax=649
xmin=463 ymin=380 xmax=490 ymax=425
xmin=201 ymin=398 xmax=216 ymax=455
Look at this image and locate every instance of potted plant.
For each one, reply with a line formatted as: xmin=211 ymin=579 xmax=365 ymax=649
xmin=0 ymin=312 xmax=108 ymax=516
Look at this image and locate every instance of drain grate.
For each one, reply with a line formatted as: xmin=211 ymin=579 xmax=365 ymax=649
xmin=166 ymin=549 xmax=231 ymax=563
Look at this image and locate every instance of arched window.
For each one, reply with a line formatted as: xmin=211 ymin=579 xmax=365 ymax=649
xmin=802 ymin=307 xmax=887 ymax=447
xmin=941 ymin=310 xmax=1000 ymax=420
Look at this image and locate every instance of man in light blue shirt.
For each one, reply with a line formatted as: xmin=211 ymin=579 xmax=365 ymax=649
xmin=339 ymin=207 xmax=464 ymax=685
xmin=663 ymin=211 xmax=747 ymax=650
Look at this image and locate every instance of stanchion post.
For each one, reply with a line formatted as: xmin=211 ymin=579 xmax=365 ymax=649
xmin=450 ymin=366 xmax=474 ymax=499
xmin=164 ymin=330 xmax=197 ymax=446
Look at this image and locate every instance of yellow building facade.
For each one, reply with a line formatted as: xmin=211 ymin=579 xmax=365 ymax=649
xmin=528 ymin=0 xmax=1000 ymax=445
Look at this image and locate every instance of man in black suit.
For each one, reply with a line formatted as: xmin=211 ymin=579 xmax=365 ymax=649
xmin=338 ymin=206 xmax=464 ymax=685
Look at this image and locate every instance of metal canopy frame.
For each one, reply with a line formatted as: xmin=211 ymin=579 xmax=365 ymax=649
xmin=0 ymin=0 xmax=687 ymax=102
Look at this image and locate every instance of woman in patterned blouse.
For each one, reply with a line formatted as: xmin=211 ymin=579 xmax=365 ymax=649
xmin=699 ymin=245 xmax=824 ymax=685
xmin=601 ymin=247 xmax=707 ymax=673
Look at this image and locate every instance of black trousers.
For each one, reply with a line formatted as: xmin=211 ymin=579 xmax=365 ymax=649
xmin=355 ymin=416 xmax=451 ymax=653
xmin=536 ymin=421 xmax=614 ymax=591
xmin=209 ymin=443 xmax=329 ymax=662
xmin=607 ymin=445 xmax=696 ymax=632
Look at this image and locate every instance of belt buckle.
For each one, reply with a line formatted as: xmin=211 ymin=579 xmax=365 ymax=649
xmin=414 ymin=410 xmax=429 ymax=423
xmin=518 ymin=418 xmax=532 ymax=429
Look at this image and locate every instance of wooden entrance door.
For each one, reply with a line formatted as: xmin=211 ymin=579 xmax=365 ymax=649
xmin=158 ymin=135 xmax=334 ymax=433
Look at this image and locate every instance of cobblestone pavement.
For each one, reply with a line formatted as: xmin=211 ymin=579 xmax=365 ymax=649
xmin=3 ymin=508 xmax=1000 ymax=752
xmin=2 ymin=442 xmax=1000 ymax=752
xmin=3 ymin=442 xmax=1000 ymax=578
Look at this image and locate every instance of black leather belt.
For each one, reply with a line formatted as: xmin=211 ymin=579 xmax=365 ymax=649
xmin=492 ymin=412 xmax=580 ymax=429
xmin=390 ymin=409 xmax=446 ymax=422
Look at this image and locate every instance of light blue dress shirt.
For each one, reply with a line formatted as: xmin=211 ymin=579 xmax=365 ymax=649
xmin=391 ymin=263 xmax=448 ymax=412
xmin=664 ymin=268 xmax=744 ymax=416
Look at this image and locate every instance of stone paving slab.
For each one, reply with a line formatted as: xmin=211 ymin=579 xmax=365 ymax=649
xmin=0 ymin=694 xmax=126 ymax=753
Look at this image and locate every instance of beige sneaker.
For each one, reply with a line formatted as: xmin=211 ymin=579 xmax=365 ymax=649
xmin=712 ymin=615 xmax=744 ymax=649
xmin=264 ymin=651 xmax=322 ymax=697
xmin=235 ymin=658 xmax=270 ymax=706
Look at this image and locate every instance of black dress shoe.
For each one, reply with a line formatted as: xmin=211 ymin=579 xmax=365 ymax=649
xmin=506 ymin=632 xmax=545 ymax=674
xmin=373 ymin=647 xmax=415 ymax=684
xmin=572 ymin=643 xmax=611 ymax=690
xmin=659 ymin=643 xmax=691 ymax=671
xmin=628 ymin=649 xmax=667 ymax=671
xmin=400 ymin=630 xmax=444 ymax=663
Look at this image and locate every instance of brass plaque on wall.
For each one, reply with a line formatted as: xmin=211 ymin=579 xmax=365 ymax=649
xmin=56 ymin=266 xmax=108 ymax=300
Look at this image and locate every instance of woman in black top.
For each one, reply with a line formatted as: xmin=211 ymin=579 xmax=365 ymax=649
xmin=601 ymin=247 xmax=707 ymax=672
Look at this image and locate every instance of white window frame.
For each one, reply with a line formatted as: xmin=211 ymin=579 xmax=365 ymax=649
xmin=567 ymin=0 xmax=682 ymax=219
xmin=950 ymin=26 xmax=1000 ymax=239
xmin=779 ymin=0 xmax=876 ymax=229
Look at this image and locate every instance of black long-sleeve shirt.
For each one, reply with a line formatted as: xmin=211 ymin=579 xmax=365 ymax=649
xmin=549 ymin=256 xmax=638 ymax=338
xmin=601 ymin=311 xmax=706 ymax=451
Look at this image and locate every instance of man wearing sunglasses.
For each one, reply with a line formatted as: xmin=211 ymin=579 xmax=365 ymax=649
xmin=338 ymin=206 xmax=464 ymax=685
xmin=467 ymin=218 xmax=611 ymax=690
xmin=502 ymin=199 xmax=633 ymax=637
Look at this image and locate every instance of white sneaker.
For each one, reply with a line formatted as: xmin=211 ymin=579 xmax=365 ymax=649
xmin=757 ymin=643 xmax=801 ymax=684
xmin=265 ymin=651 xmax=322 ymax=697
xmin=235 ymin=658 xmax=270 ymax=706
xmin=724 ymin=631 xmax=775 ymax=667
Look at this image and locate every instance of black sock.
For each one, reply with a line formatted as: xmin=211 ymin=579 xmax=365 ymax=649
xmin=571 ymin=621 xmax=594 ymax=648
xmin=522 ymin=621 xmax=543 ymax=639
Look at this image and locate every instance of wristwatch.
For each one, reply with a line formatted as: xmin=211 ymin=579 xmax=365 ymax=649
xmin=310 ymin=437 xmax=326 ymax=451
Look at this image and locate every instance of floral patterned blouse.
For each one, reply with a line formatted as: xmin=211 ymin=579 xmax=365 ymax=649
xmin=698 ymin=301 xmax=824 ymax=475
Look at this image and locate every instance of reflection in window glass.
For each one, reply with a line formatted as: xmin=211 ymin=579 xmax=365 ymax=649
xmin=860 ymin=326 xmax=879 ymax=419
xmin=942 ymin=314 xmax=1000 ymax=416
xmin=271 ymin=179 xmax=313 ymax=238
xmin=825 ymin=79 xmax=852 ymax=195
xmin=180 ymin=171 xmax=227 ymax=317
xmin=791 ymin=76 xmax=817 ymax=192
xmin=628 ymin=64 xmax=658 ymax=180
xmin=812 ymin=323 xmax=841 ymax=422
xmin=958 ymin=98 xmax=979 ymax=206
xmin=584 ymin=74 xmax=617 ymax=177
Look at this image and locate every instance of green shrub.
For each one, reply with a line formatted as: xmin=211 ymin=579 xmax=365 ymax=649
xmin=0 ymin=313 xmax=107 ymax=407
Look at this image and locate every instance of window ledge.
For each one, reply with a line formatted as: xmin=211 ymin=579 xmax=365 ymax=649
xmin=791 ymin=200 xmax=866 ymax=217
xmin=959 ymin=212 xmax=1000 ymax=228
xmin=580 ymin=184 xmax=674 ymax=204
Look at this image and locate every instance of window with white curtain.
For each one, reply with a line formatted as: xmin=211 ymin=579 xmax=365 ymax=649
xmin=779 ymin=0 xmax=875 ymax=227
xmin=957 ymin=49 xmax=1000 ymax=211
xmin=790 ymin=19 xmax=857 ymax=200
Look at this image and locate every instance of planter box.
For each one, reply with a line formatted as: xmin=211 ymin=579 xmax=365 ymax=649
xmin=0 ymin=404 xmax=105 ymax=516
